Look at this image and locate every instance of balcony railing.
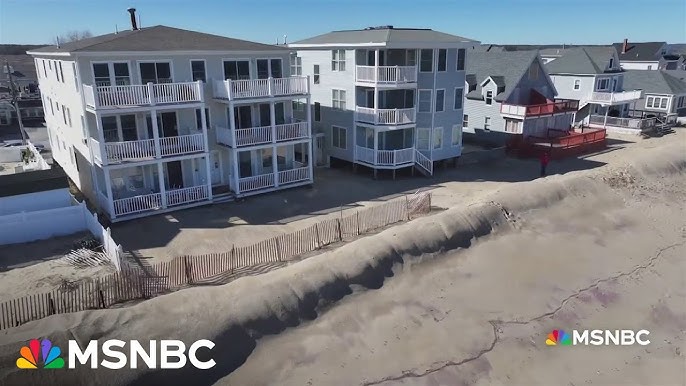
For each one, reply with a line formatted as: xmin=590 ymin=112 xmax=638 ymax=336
xmin=113 ymin=193 xmax=162 ymax=216
xmin=355 ymin=106 xmax=416 ymax=125
xmin=587 ymin=90 xmax=642 ymax=105
xmin=239 ymin=173 xmax=275 ymax=193
xmin=354 ymin=146 xmax=415 ymax=166
xmin=89 ymin=134 xmax=206 ymax=164
xmin=83 ymin=81 xmax=203 ymax=109
xmin=278 ymin=166 xmax=310 ymax=185
xmin=500 ymin=99 xmax=579 ymax=118
xmin=216 ymin=121 xmax=309 ymax=147
xmin=212 ymin=76 xmax=309 ymax=100
xmin=589 ymin=115 xmax=656 ymax=130
xmin=166 ymin=185 xmax=210 ymax=207
xmin=355 ymin=65 xmax=418 ymax=85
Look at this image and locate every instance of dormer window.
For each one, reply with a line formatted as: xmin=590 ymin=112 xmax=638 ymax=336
xmin=485 ymin=91 xmax=493 ymax=105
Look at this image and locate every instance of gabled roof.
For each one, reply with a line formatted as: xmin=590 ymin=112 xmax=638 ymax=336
xmin=612 ymin=41 xmax=665 ymax=62
xmin=28 ymin=25 xmax=285 ymax=54
xmin=290 ymin=26 xmax=476 ymax=48
xmin=545 ymin=47 xmax=618 ymax=75
xmin=464 ymin=50 xmax=540 ymax=102
xmin=623 ymin=70 xmax=686 ymax=96
xmin=664 ymin=69 xmax=686 ymax=82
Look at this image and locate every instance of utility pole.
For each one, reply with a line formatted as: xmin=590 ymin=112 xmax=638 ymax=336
xmin=5 ymin=59 xmax=27 ymax=145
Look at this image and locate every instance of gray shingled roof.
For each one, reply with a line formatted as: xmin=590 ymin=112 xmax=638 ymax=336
xmin=290 ymin=27 xmax=476 ymax=47
xmin=465 ymin=50 xmax=540 ymax=102
xmin=545 ymin=47 xmax=618 ymax=75
xmin=28 ymin=25 xmax=285 ymax=54
xmin=623 ymin=70 xmax=686 ymax=95
xmin=612 ymin=41 xmax=665 ymax=62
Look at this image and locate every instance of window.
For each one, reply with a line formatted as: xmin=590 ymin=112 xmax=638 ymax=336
xmin=332 ymin=50 xmax=346 ymax=71
xmin=417 ymin=128 xmax=430 ymax=150
xmin=314 ymin=102 xmax=321 ymax=122
xmin=529 ymin=64 xmax=538 ymax=80
xmin=67 ymin=107 xmax=72 ymax=127
xmin=256 ymin=58 xmax=283 ymax=78
xmin=48 ymin=60 xmax=52 ymax=70
xmin=646 ymin=96 xmax=654 ymax=108
xmin=597 ymin=78 xmax=609 ymax=90
xmin=433 ymin=127 xmax=443 ymax=149
xmin=646 ymin=96 xmax=670 ymax=110
xmin=42 ymin=60 xmax=47 ymax=77
xmin=195 ymin=108 xmax=210 ymax=130
xmin=332 ymin=126 xmax=347 ymax=149
xmin=49 ymin=98 xmax=54 ymax=115
xmin=407 ymin=50 xmax=417 ymax=66
xmin=505 ymin=119 xmax=519 ymax=133
xmin=420 ymin=49 xmax=433 ymax=72
xmin=72 ymin=63 xmax=79 ymax=90
xmin=58 ymin=62 xmax=64 ymax=83
xmin=435 ymin=89 xmax=445 ymax=112
xmin=456 ymin=49 xmax=466 ymax=71
xmin=484 ymin=117 xmax=491 ymax=131
xmin=191 ymin=60 xmax=206 ymax=82
xmin=54 ymin=62 xmax=60 ymax=81
xmin=292 ymin=101 xmax=305 ymax=112
xmin=290 ymin=54 xmax=302 ymax=76
xmin=451 ymin=125 xmax=462 ymax=146
xmin=62 ymin=107 xmax=67 ymax=125
xmin=463 ymin=114 xmax=468 ymax=128
xmin=574 ymin=79 xmax=580 ymax=90
xmin=485 ymin=91 xmax=493 ymax=105
xmin=454 ymin=88 xmax=463 ymax=110
xmin=609 ymin=58 xmax=614 ymax=68
xmin=660 ymin=98 xmax=668 ymax=108
xmin=437 ymin=49 xmax=447 ymax=72
xmin=223 ymin=60 xmax=250 ymax=80
xmin=313 ymin=65 xmax=320 ymax=84
xmin=418 ymin=90 xmax=432 ymax=112
xmin=647 ymin=65 xmax=653 ymax=70
xmin=332 ymin=89 xmax=346 ymax=110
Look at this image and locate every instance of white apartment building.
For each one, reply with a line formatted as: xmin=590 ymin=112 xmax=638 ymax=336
xmin=289 ymin=26 xmax=477 ymax=177
xmin=29 ymin=18 xmax=312 ymax=222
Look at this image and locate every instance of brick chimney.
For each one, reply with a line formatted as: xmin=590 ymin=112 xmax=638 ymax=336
xmin=622 ymin=38 xmax=628 ymax=54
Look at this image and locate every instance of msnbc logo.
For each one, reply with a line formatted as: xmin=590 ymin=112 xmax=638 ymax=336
xmin=16 ymin=339 xmax=65 ymax=369
xmin=545 ymin=329 xmax=572 ymax=346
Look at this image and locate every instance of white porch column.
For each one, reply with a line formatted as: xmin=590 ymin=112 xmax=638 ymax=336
xmin=270 ymin=102 xmax=277 ymax=143
xmin=95 ymin=112 xmax=107 ymax=165
xmin=151 ymin=109 xmax=161 ymax=158
xmin=603 ymin=105 xmax=609 ymax=129
xmin=200 ymin=106 xmax=209 ymax=152
xmin=306 ymin=95 xmax=314 ymax=180
xmin=232 ymin=150 xmax=240 ymax=194
xmin=272 ymin=145 xmax=279 ymax=188
xmin=373 ymin=88 xmax=379 ymax=124
xmin=373 ymin=128 xmax=379 ymax=163
xmin=204 ymin=155 xmax=213 ymax=201
xmin=374 ymin=49 xmax=379 ymax=83
xmin=228 ymin=102 xmax=237 ymax=147
xmin=103 ymin=167 xmax=115 ymax=218
xmin=157 ymin=162 xmax=167 ymax=209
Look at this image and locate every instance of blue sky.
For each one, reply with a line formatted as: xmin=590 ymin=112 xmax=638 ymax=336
xmin=1 ymin=0 xmax=684 ymax=45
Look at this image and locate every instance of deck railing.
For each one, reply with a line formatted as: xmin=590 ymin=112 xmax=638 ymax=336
xmin=213 ymin=76 xmax=309 ymax=100
xmin=104 ymin=139 xmax=156 ymax=163
xmin=354 ymin=145 xmax=416 ymax=166
xmin=587 ymin=90 xmax=642 ymax=104
xmin=278 ymin=166 xmax=310 ymax=185
xmin=276 ymin=121 xmax=309 ymax=141
xmin=239 ymin=173 xmax=275 ymax=192
xmin=159 ymin=133 xmax=205 ymax=157
xmin=414 ymin=149 xmax=433 ymax=175
xmin=216 ymin=122 xmax=309 ymax=147
xmin=92 ymin=134 xmax=206 ymax=164
xmin=84 ymin=81 xmax=203 ymax=109
xmin=166 ymin=185 xmax=209 ymax=207
xmin=500 ymin=99 xmax=579 ymax=117
xmin=113 ymin=193 xmax=162 ymax=216
xmin=236 ymin=126 xmax=273 ymax=146
xmin=589 ymin=115 xmax=656 ymax=129
xmin=356 ymin=65 xmax=417 ymax=84
xmin=355 ymin=106 xmax=416 ymax=125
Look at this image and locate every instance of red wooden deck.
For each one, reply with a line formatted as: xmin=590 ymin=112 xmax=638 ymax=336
xmin=507 ymin=128 xmax=607 ymax=159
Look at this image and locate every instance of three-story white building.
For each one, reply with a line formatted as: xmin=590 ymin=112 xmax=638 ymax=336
xmin=29 ymin=20 xmax=312 ymax=222
xmin=289 ymin=26 xmax=477 ymax=178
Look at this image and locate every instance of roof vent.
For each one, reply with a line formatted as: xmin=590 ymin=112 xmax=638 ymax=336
xmin=127 ymin=8 xmax=138 ymax=31
xmin=364 ymin=25 xmax=394 ymax=30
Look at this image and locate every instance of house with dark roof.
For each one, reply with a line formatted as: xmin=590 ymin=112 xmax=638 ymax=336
xmin=289 ymin=26 xmax=478 ymax=177
xmin=462 ymin=51 xmax=578 ymax=145
xmin=27 ymin=10 xmax=313 ymax=222
xmin=623 ymin=70 xmax=686 ymax=121
xmin=546 ymin=47 xmax=653 ymax=134
xmin=612 ymin=39 xmax=669 ymax=70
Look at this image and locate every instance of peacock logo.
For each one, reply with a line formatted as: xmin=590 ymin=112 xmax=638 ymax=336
xmin=16 ymin=339 xmax=65 ymax=369
xmin=546 ymin=329 xmax=572 ymax=346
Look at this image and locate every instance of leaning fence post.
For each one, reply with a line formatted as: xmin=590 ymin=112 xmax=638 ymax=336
xmin=314 ymin=224 xmax=321 ymax=249
xmin=274 ymin=237 xmax=282 ymax=261
xmin=184 ymin=256 xmax=193 ymax=284
xmin=356 ymin=211 xmax=360 ymax=235
xmin=231 ymin=245 xmax=236 ymax=273
xmin=48 ymin=294 xmax=56 ymax=315
xmin=405 ymin=195 xmax=411 ymax=220
xmin=336 ymin=218 xmax=342 ymax=241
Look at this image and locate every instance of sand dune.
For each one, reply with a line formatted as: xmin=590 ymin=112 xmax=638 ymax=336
xmin=0 ymin=137 xmax=684 ymax=386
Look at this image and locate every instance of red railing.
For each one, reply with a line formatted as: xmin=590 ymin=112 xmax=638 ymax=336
xmin=507 ymin=128 xmax=606 ymax=159
xmin=501 ymin=99 xmax=579 ymax=117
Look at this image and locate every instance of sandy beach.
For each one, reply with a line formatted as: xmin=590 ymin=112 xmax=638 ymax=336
xmin=0 ymin=131 xmax=684 ymax=386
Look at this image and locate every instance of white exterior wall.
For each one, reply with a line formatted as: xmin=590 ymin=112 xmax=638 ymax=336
xmin=620 ymin=61 xmax=660 ymax=70
xmin=549 ymin=74 xmax=596 ymax=101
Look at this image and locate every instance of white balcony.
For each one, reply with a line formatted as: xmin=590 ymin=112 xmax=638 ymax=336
xmin=355 ymin=106 xmax=416 ymax=125
xmin=587 ymin=90 xmax=642 ymax=105
xmin=278 ymin=165 xmax=310 ymax=185
xmin=89 ymin=133 xmax=206 ymax=164
xmin=166 ymin=185 xmax=210 ymax=207
xmin=83 ymin=81 xmax=203 ymax=110
xmin=216 ymin=121 xmax=309 ymax=148
xmin=237 ymin=164 xmax=311 ymax=194
xmin=354 ymin=145 xmax=415 ymax=167
xmin=111 ymin=185 xmax=210 ymax=217
xmin=355 ymin=66 xmax=417 ymax=86
xmin=212 ymin=77 xmax=309 ymax=101
xmin=113 ymin=193 xmax=162 ymax=217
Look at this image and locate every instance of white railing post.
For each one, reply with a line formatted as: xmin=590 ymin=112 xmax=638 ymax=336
xmin=225 ymin=79 xmax=233 ymax=101
xmin=196 ymin=80 xmax=205 ymax=103
xmin=306 ymin=75 xmax=311 ymax=94
xmin=268 ymin=77 xmax=274 ymax=97
xmin=157 ymin=162 xmax=167 ymax=209
xmin=147 ymin=82 xmax=155 ymax=105
xmin=151 ymin=110 xmax=161 ymax=158
xmin=228 ymin=102 xmax=237 ymax=147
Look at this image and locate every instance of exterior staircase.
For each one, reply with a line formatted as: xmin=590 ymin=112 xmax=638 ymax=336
xmin=414 ymin=149 xmax=433 ymax=176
